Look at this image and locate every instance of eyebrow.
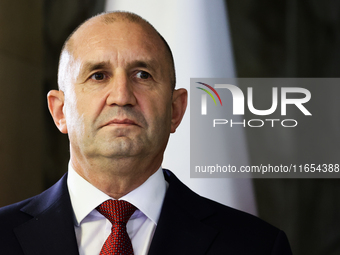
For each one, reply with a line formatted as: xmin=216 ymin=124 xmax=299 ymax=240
xmin=126 ymin=60 xmax=158 ymax=73
xmin=79 ymin=61 xmax=111 ymax=79
xmin=78 ymin=59 xmax=159 ymax=80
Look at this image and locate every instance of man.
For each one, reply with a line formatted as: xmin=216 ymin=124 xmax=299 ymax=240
xmin=0 ymin=11 xmax=292 ymax=255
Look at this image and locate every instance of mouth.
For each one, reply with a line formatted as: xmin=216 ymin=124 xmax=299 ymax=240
xmin=103 ymin=118 xmax=138 ymax=127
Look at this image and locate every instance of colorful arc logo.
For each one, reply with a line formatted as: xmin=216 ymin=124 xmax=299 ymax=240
xmin=196 ymin=82 xmax=222 ymax=115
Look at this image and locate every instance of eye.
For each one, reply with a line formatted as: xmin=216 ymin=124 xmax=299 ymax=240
xmin=91 ymin=72 xmax=106 ymax=80
xmin=136 ymin=71 xmax=151 ymax=80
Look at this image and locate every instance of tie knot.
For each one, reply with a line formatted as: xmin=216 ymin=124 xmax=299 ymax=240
xmin=96 ymin=200 xmax=136 ymax=224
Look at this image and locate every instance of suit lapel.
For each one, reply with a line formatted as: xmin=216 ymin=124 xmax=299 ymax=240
xmin=148 ymin=170 xmax=219 ymax=255
xmin=14 ymin=174 xmax=79 ymax=255
xmin=12 ymin=170 xmax=219 ymax=255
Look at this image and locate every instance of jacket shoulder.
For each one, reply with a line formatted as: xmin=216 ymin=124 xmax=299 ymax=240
xmin=0 ymin=174 xmax=70 ymax=254
xmin=201 ymin=195 xmax=280 ymax=236
xmin=0 ymin=197 xmax=35 ymax=254
xmin=203 ymin=198 xmax=292 ymax=254
xmin=0 ymin=197 xmax=35 ymax=227
xmin=163 ymin=169 xmax=292 ymax=254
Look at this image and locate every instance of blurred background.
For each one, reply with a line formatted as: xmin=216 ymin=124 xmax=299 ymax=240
xmin=1 ymin=1 xmax=340 ymax=254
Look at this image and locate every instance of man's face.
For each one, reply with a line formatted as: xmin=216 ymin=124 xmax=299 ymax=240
xmin=61 ymin=20 xmax=175 ymax=164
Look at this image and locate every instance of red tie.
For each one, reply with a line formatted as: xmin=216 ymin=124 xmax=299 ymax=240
xmin=96 ymin=200 xmax=136 ymax=255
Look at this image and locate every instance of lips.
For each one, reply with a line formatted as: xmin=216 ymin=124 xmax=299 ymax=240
xmin=103 ymin=118 xmax=138 ymax=127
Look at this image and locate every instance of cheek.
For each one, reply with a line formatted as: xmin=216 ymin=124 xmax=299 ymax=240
xmin=64 ymin=103 xmax=83 ymax=135
xmin=64 ymin=95 xmax=88 ymax=137
xmin=141 ymin=98 xmax=172 ymax=130
xmin=67 ymin=88 xmax=103 ymax=122
xmin=80 ymin=86 xmax=114 ymax=119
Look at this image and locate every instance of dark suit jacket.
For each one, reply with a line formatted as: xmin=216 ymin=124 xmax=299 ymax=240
xmin=0 ymin=169 xmax=292 ymax=254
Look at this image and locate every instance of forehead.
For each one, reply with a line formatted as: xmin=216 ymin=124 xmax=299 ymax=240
xmin=70 ymin=20 xmax=167 ymax=65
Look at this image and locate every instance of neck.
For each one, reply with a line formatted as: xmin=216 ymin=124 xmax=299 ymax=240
xmin=70 ymin=154 xmax=162 ymax=199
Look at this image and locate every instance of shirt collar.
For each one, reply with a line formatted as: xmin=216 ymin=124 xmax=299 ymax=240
xmin=67 ymin=162 xmax=167 ymax=226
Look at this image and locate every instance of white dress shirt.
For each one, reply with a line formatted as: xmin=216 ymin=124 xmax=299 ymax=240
xmin=67 ymin=162 xmax=168 ymax=255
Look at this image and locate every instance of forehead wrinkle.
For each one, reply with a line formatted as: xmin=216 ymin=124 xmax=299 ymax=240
xmin=114 ymin=47 xmax=161 ymax=72
xmin=79 ymin=60 xmax=112 ymax=78
xmin=125 ymin=60 xmax=157 ymax=72
xmin=63 ymin=18 xmax=174 ymax=89
xmin=59 ymin=12 xmax=176 ymax=91
xmin=127 ymin=60 xmax=150 ymax=70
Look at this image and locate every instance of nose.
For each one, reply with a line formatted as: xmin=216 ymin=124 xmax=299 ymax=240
xmin=106 ymin=71 xmax=137 ymax=106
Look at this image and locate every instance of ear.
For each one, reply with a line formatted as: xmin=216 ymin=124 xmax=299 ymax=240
xmin=47 ymin=90 xmax=68 ymax=134
xmin=171 ymin=88 xmax=188 ymax=133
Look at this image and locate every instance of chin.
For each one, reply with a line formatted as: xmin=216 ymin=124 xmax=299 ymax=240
xmin=102 ymin=140 xmax=145 ymax=158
